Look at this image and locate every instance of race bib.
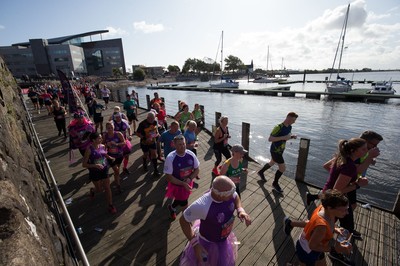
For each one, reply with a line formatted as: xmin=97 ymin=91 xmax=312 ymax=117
xmin=94 ymin=158 xmax=105 ymax=165
xmin=109 ymin=146 xmax=119 ymax=154
xmin=220 ymin=216 xmax=235 ymax=239
xmin=179 ymin=167 xmax=193 ymax=179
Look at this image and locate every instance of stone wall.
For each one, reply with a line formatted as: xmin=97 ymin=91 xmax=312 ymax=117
xmin=0 ymin=57 xmax=74 ymax=265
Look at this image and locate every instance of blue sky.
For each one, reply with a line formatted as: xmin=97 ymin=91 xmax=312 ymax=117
xmin=1 ymin=0 xmax=399 ymax=71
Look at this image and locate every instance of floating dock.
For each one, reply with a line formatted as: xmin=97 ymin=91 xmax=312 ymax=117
xmin=149 ymin=86 xmax=400 ymax=103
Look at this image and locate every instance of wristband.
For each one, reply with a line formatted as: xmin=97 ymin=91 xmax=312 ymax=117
xmin=237 ymin=207 xmax=245 ymax=214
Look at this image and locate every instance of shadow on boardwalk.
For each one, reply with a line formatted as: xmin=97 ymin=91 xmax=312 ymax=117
xmin=27 ymin=96 xmax=399 ymax=266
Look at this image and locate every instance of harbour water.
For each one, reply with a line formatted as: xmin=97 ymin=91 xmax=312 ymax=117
xmin=126 ymin=71 xmax=400 ymax=210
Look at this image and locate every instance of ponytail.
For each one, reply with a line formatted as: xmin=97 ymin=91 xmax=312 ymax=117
xmin=335 ymin=138 xmax=366 ymax=167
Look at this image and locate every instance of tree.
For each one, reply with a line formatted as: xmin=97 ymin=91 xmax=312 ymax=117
xmin=112 ymin=67 xmax=123 ymax=77
xmin=224 ymin=55 xmax=244 ymax=73
xmin=182 ymin=58 xmax=197 ymax=73
xmin=167 ymin=65 xmax=180 ymax=73
xmin=132 ymin=68 xmax=145 ymax=81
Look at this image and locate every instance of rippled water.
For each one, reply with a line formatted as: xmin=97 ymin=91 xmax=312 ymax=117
xmin=124 ymin=71 xmax=400 ymax=210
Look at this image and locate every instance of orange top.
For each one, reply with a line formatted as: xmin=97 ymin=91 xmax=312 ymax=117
xmin=303 ymin=205 xmax=334 ymax=247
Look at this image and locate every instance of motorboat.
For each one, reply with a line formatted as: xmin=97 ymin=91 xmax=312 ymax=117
xmin=210 ymin=79 xmax=239 ymax=88
xmin=369 ymin=81 xmax=395 ymax=94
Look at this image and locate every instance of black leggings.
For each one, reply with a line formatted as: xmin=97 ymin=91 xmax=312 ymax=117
xmin=172 ymin=199 xmax=188 ymax=208
xmin=55 ymin=119 xmax=66 ymax=135
xmin=214 ymin=146 xmax=231 ymax=166
xmin=339 ymin=205 xmax=354 ymax=232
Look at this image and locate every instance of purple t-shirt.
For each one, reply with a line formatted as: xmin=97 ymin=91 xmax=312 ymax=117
xmin=183 ymin=192 xmax=237 ymax=242
xmin=113 ymin=119 xmax=130 ymax=138
xmin=323 ymin=157 xmax=357 ymax=192
xmin=163 ymin=150 xmax=199 ymax=181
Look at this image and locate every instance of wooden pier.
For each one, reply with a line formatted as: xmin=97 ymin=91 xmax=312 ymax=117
xmin=27 ymin=96 xmax=399 ymax=265
xmin=151 ymin=85 xmax=400 ymax=103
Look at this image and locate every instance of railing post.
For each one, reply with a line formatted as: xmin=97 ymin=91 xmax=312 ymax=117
xmin=117 ymin=89 xmax=121 ymax=102
xmin=241 ymin=122 xmax=250 ymax=156
xmin=200 ymin=105 xmax=205 ymax=128
xmin=213 ymin=112 xmax=221 ymax=134
xmin=295 ymin=138 xmax=310 ymax=182
xmin=393 ymin=190 xmax=400 ymax=218
xmin=146 ymin=95 xmax=151 ymax=110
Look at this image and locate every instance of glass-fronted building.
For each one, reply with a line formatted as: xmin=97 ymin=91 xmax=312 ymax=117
xmin=0 ymin=30 xmax=126 ymax=78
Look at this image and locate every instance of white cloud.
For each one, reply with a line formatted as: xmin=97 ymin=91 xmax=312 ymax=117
xmin=0 ymin=25 xmax=5 ymax=30
xmin=105 ymin=26 xmax=128 ymax=36
xmin=104 ymin=26 xmax=129 ymax=37
xmin=133 ymin=21 xmax=164 ymax=33
xmin=228 ymin=0 xmax=400 ymax=70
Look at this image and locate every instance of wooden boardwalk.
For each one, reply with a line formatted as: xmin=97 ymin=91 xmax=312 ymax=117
xmin=27 ymin=96 xmax=399 ymax=266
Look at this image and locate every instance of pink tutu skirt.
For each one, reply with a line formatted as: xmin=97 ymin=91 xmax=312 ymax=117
xmin=165 ymin=181 xmax=193 ymax=201
xmin=123 ymin=139 xmax=132 ymax=155
xmin=180 ymin=220 xmax=238 ymax=266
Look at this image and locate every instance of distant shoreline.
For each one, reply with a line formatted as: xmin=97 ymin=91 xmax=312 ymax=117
xmin=99 ymin=77 xmax=176 ymax=90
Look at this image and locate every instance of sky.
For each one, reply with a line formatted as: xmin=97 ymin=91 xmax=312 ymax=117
xmin=1 ymin=0 xmax=399 ymax=71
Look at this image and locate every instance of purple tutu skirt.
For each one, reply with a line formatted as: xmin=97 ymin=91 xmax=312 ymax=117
xmin=180 ymin=220 xmax=238 ymax=266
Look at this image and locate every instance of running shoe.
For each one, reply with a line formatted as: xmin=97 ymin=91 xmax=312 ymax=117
xmin=351 ymin=229 xmax=363 ymax=240
xmin=157 ymin=156 xmax=165 ymax=162
xmin=272 ymin=182 xmax=283 ymax=193
xmin=212 ymin=167 xmax=219 ymax=176
xmin=168 ymin=204 xmax=176 ymax=220
xmin=123 ymin=168 xmax=130 ymax=174
xmin=328 ymin=251 xmax=354 ymax=266
xmin=108 ymin=205 xmax=117 ymax=214
xmin=283 ymin=217 xmax=293 ymax=236
xmin=257 ymin=170 xmax=266 ymax=181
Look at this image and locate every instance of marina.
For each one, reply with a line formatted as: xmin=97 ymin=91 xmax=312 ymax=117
xmin=140 ymin=85 xmax=400 ymax=103
xmin=125 ymin=74 xmax=400 ymax=211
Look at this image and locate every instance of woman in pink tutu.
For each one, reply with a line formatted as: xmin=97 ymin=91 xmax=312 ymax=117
xmin=179 ymin=176 xmax=251 ymax=265
xmin=68 ymin=109 xmax=95 ymax=156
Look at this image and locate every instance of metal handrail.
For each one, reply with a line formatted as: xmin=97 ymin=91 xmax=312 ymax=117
xmin=20 ymin=93 xmax=90 ymax=266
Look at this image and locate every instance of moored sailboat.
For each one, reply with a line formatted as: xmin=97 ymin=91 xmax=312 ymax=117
xmin=210 ymin=31 xmax=239 ymax=89
xmin=326 ymin=4 xmax=352 ymax=93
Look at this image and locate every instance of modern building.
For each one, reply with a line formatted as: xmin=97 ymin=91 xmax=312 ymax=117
xmin=0 ymin=30 xmax=126 ymax=78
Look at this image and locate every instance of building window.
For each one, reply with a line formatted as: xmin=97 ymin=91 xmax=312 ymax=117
xmin=92 ymin=50 xmax=104 ymax=69
xmin=54 ymin=57 xmax=69 ymax=62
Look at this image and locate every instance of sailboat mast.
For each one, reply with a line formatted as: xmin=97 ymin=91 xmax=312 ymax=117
xmin=221 ymin=31 xmax=224 ymax=74
xmin=336 ymin=4 xmax=350 ymax=78
xmin=266 ymin=46 xmax=269 ymax=76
